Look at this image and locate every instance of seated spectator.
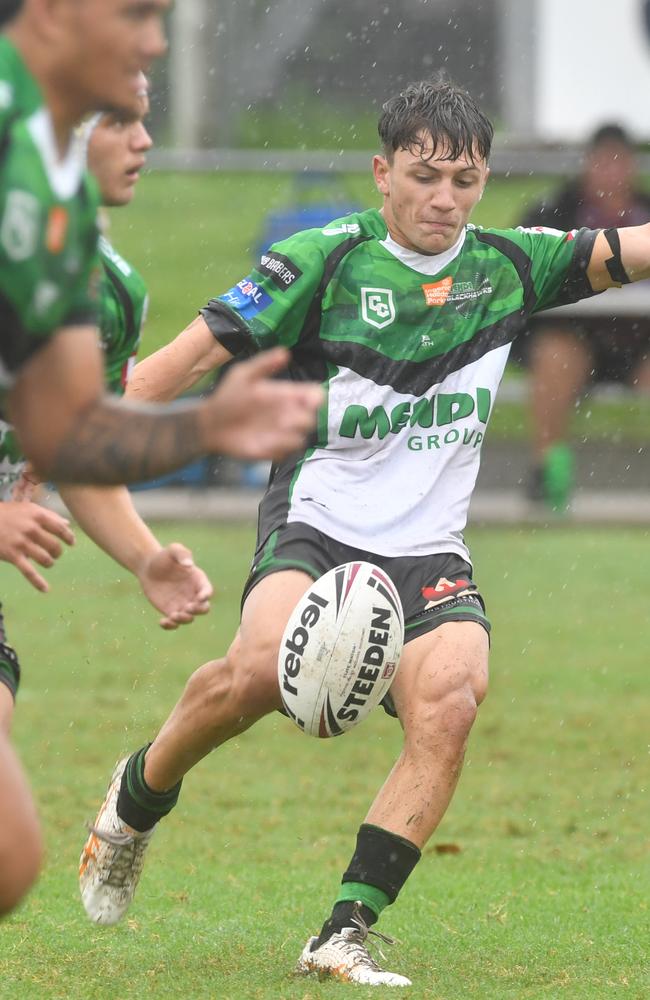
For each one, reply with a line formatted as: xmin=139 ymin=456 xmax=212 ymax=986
xmin=519 ymin=123 xmax=650 ymax=509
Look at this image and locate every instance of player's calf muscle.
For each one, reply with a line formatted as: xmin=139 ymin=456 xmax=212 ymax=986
xmin=0 ymin=740 xmax=41 ymax=914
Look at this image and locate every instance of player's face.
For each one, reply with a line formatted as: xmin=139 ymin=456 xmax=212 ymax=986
xmin=88 ymin=95 xmax=153 ymax=207
xmin=56 ymin=0 xmax=169 ymax=117
xmin=374 ymin=134 xmax=489 ymax=255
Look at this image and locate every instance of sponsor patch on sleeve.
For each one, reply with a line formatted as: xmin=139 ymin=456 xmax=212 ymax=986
xmin=256 ymin=251 xmax=303 ymax=290
xmin=219 ymin=277 xmax=273 ymax=319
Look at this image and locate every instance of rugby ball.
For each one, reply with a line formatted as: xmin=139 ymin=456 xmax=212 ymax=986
xmin=278 ymin=561 xmax=404 ymax=738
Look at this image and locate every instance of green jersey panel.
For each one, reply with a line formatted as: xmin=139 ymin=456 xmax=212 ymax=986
xmin=0 ymin=111 xmax=100 ymax=383
xmin=0 ymin=37 xmax=42 ymax=129
xmin=204 ymin=208 xmax=601 ymax=558
xmin=99 ymin=236 xmax=148 ymax=393
xmin=0 ymin=237 xmax=146 ymax=496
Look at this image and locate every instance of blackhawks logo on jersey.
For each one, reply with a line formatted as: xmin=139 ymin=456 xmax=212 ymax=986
xmin=360 ymin=286 xmax=396 ymax=330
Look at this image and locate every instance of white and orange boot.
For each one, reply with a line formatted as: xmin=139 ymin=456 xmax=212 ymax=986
xmin=79 ymin=758 xmax=155 ymax=925
xmin=296 ymin=903 xmax=412 ymax=987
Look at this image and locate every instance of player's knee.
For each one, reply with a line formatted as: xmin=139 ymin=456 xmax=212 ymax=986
xmin=180 ymin=634 xmax=279 ymax=726
xmin=407 ymin=681 xmax=481 ymax=753
xmin=471 ymin=664 xmax=489 ymax=706
xmin=182 ymin=656 xmax=237 ymax=718
xmin=0 ymin=821 xmax=42 ymax=916
xmin=437 ymin=684 xmax=480 ymax=739
xmin=227 ymin=632 xmax=281 ymax=716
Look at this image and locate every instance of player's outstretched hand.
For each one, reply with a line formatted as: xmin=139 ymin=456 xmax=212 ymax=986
xmin=0 ymin=501 xmax=75 ymax=592
xmin=138 ymin=543 xmax=213 ymax=630
xmin=203 ymin=347 xmax=323 ymax=461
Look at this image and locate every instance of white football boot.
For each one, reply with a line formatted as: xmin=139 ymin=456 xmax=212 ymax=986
xmin=79 ymin=758 xmax=155 ymax=925
xmin=296 ymin=902 xmax=412 ymax=987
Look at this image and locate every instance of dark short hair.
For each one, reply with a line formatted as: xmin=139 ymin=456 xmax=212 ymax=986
xmin=0 ymin=0 xmax=22 ymax=27
xmin=589 ymin=122 xmax=634 ymax=150
xmin=378 ymin=78 xmax=493 ymax=164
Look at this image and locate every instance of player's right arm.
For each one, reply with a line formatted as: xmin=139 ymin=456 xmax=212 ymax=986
xmin=126 ymin=314 xmax=231 ymax=403
xmin=128 ymin=229 xmax=336 ymax=404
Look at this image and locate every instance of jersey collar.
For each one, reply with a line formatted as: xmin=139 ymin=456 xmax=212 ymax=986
xmin=379 ymin=228 xmax=466 ymax=276
xmin=26 ymin=107 xmax=86 ymax=200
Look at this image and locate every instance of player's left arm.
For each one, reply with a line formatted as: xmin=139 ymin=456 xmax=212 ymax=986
xmin=587 ymin=222 xmax=650 ymax=291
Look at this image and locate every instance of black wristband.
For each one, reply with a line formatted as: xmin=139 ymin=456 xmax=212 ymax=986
xmin=603 ymin=228 xmax=632 ymax=284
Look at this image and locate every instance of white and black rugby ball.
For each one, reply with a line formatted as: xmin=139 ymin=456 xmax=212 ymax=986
xmin=278 ymin=561 xmax=404 ymax=738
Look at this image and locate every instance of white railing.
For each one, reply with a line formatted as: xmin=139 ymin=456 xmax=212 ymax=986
xmin=146 ymin=145 xmax=650 ymax=177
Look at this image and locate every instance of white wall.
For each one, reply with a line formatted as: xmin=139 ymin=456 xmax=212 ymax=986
xmin=535 ymin=0 xmax=650 ymax=141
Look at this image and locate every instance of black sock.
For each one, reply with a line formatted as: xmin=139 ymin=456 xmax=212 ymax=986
xmin=116 ymin=744 xmax=182 ymax=833
xmin=315 ymin=823 xmax=422 ymax=947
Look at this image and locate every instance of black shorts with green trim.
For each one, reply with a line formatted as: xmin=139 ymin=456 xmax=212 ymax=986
xmin=243 ymin=520 xmax=490 ymax=646
xmin=0 ymin=602 xmax=20 ymax=701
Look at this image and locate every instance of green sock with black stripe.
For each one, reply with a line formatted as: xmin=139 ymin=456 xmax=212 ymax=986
xmin=116 ymin=744 xmax=182 ymax=833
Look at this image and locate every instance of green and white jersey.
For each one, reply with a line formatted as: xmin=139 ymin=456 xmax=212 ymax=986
xmin=0 ymin=37 xmax=100 ymax=389
xmin=0 ymin=237 xmax=147 ymax=498
xmin=99 ymin=236 xmax=148 ymax=393
xmin=203 ymin=207 xmax=599 ymax=560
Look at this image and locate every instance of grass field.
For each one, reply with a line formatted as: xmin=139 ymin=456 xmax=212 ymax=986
xmin=1 ymin=522 xmax=649 ymax=999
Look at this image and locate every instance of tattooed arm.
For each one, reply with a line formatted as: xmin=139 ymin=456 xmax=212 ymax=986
xmin=7 ymin=327 xmax=322 ymax=485
xmin=50 ymin=395 xmax=207 ymax=484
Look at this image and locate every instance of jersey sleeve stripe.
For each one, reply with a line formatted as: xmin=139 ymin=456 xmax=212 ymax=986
xmin=553 ymin=228 xmax=601 ymax=305
xmin=474 ymin=230 xmax=537 ymax=312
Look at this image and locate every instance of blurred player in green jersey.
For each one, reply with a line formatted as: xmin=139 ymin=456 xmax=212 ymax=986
xmin=0 ymin=64 xmax=202 ymax=914
xmin=1 ymin=75 xmax=213 ymax=745
xmin=61 ymin=76 xmax=212 ymax=633
xmin=0 ymin=0 xmax=320 ymax=916
xmin=0 ymin=0 xmax=321 ymax=487
xmin=81 ymin=77 xmax=650 ymax=987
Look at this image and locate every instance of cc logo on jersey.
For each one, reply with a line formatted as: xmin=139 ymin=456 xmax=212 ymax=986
xmin=360 ymin=287 xmax=396 ymax=330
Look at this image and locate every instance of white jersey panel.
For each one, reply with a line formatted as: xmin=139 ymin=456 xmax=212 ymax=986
xmin=287 ymin=343 xmax=512 ymax=558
